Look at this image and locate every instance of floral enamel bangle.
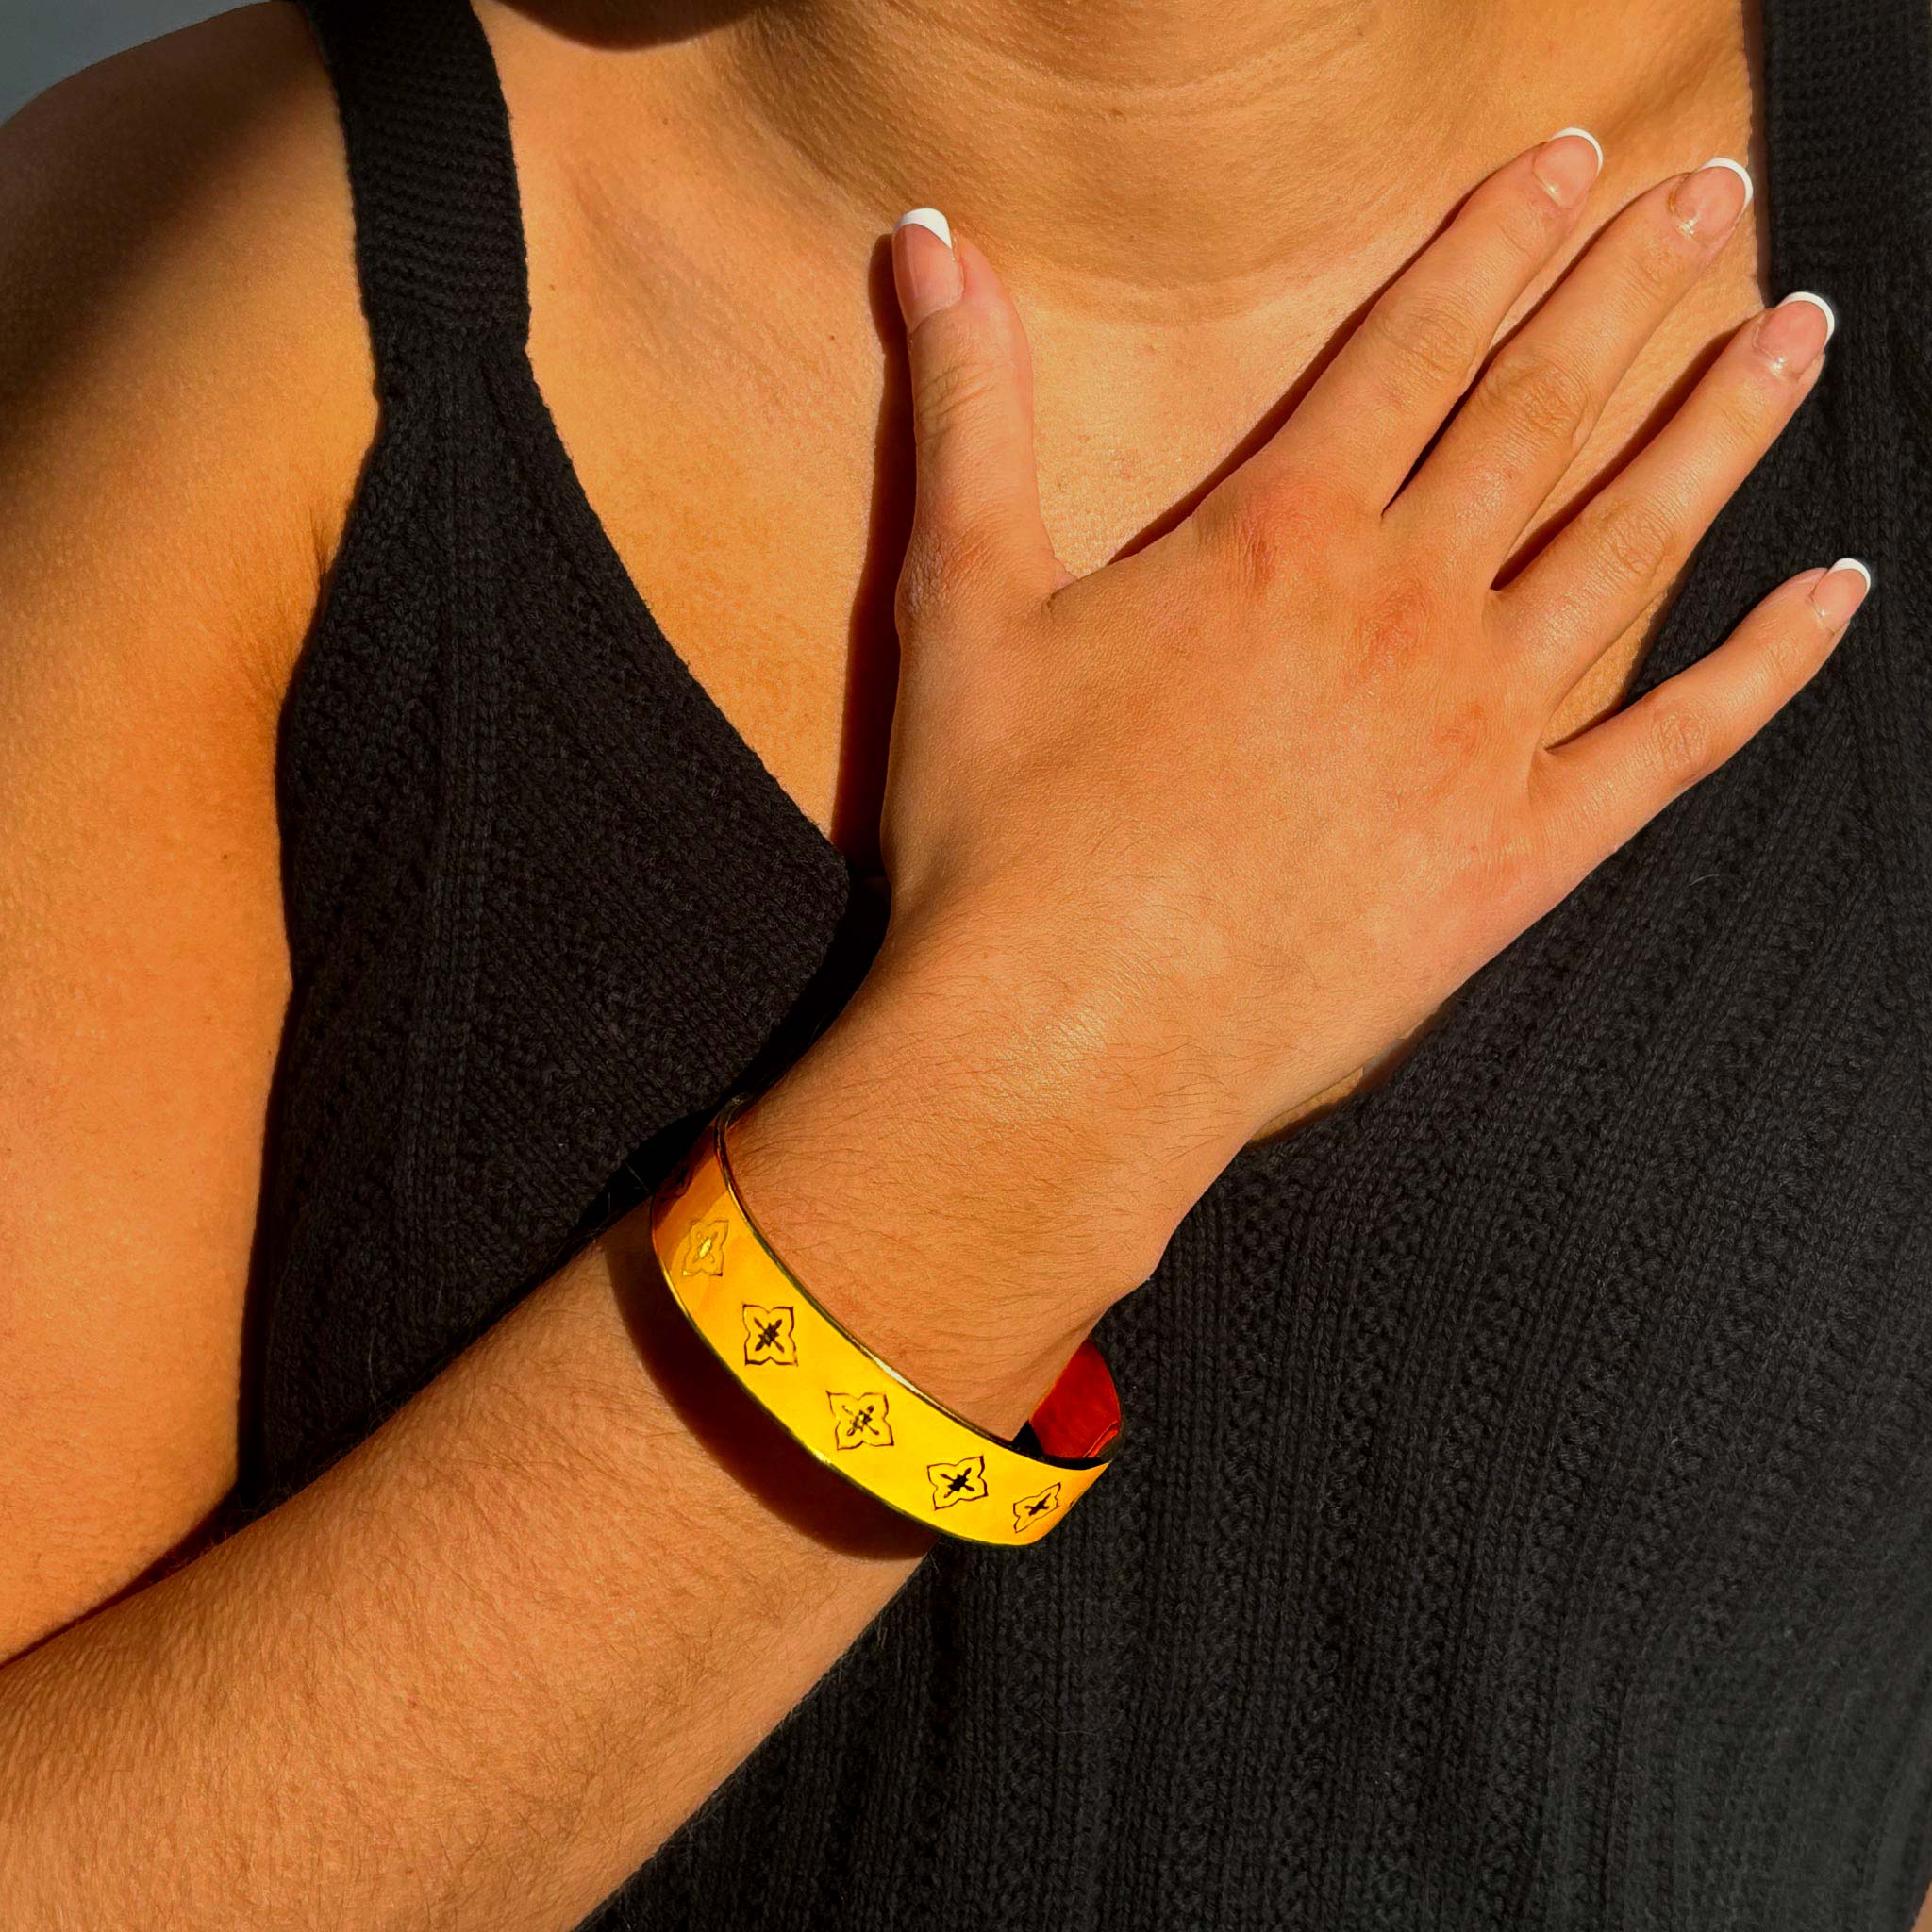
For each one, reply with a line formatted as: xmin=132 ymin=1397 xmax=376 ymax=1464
xmin=647 ymin=1092 xmax=1123 ymax=1546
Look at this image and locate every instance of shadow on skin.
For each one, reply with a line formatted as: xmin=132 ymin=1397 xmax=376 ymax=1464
xmin=498 ymin=0 xmax=762 ymax=50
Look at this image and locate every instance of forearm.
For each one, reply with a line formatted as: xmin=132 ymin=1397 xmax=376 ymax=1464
xmin=0 ymin=945 xmax=1170 ymax=1931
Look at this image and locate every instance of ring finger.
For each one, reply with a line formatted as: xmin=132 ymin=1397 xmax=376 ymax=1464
xmin=1492 ymin=289 xmax=1835 ymax=703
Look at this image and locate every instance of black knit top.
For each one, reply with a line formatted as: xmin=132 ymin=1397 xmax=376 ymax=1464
xmin=261 ymin=1 xmax=1932 ymax=1924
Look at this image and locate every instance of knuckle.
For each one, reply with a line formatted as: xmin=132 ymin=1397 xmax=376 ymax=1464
xmin=1645 ymin=699 xmax=1718 ymax=787
xmin=910 ymin=341 xmax=1005 ymax=446
xmin=1348 ymin=568 xmax=1439 ymax=681
xmin=1206 ymin=492 xmax=1293 ymax=599
xmin=1489 ymin=816 xmax=1546 ymax=902
xmin=1491 ymin=178 xmax=1567 ymax=263
xmin=1198 ymin=474 xmax=1355 ymax=599
xmin=1439 ymin=808 xmax=1541 ymax=956
xmin=1462 ymin=812 xmax=1538 ymax=907
xmin=1409 ymin=692 xmax=1508 ymax=811
xmin=1363 ymin=287 xmax=1484 ymax=400
xmin=1763 ymin=605 xmax=1832 ymax=687
xmin=1707 ymin=371 xmax=1778 ymax=449
xmin=1618 ymin=222 xmax=1688 ymax=304
xmin=894 ymin=520 xmax=1008 ymax=637
xmin=1480 ymin=350 xmax=1595 ymax=453
xmin=1585 ymin=491 xmax=1679 ymax=591
xmin=892 ymin=544 xmax=948 ymax=638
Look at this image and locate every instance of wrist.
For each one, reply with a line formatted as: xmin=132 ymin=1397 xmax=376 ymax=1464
xmin=716 ymin=931 xmax=1169 ymax=1440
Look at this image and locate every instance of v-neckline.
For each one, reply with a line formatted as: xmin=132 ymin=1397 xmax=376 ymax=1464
xmin=484 ymin=0 xmax=1827 ymax=1183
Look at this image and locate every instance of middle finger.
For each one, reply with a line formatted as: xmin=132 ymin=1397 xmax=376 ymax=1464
xmin=1391 ymin=156 xmax=1755 ymax=577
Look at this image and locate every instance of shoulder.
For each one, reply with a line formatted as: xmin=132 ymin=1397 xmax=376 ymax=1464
xmin=0 ymin=2 xmax=375 ymax=711
xmin=0 ymin=7 xmax=387 ymax=1649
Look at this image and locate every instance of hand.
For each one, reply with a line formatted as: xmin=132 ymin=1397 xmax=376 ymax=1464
xmin=872 ymin=138 xmax=1864 ymax=1206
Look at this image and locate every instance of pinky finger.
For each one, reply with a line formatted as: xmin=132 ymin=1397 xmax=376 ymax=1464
xmin=1530 ymin=557 xmax=1873 ymax=874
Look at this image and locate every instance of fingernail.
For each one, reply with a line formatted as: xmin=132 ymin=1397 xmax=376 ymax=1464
xmin=893 ymin=208 xmax=963 ymax=323
xmin=1809 ymin=555 xmax=1873 ymax=629
xmin=1531 ymin=127 xmax=1604 ymax=207
xmin=1668 ymin=156 xmax=1752 ymax=239
xmin=1754 ymin=290 xmax=1837 ymax=375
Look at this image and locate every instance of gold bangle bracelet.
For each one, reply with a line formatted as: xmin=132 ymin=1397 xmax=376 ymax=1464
xmin=647 ymin=1092 xmax=1123 ymax=1547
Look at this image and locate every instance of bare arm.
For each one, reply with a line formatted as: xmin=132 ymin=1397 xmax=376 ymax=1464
xmin=2 ymin=946 xmax=1143 ymax=1930
xmin=0 ymin=20 xmax=1159 ymax=1925
xmin=0 ymin=10 xmax=330 ymax=1648
xmin=0 ymin=25 xmax=1852 ymax=1925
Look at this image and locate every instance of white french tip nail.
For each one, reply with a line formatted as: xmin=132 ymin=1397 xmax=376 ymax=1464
xmin=1830 ymin=556 xmax=1873 ymax=591
xmin=895 ymin=207 xmax=953 ymax=249
xmin=1694 ymin=155 xmax=1754 ymax=208
xmin=1547 ymin=126 xmax=1605 ymax=170
xmin=1779 ymin=289 xmax=1838 ymax=341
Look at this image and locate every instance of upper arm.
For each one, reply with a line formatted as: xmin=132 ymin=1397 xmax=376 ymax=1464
xmin=0 ymin=3 xmax=374 ymax=1656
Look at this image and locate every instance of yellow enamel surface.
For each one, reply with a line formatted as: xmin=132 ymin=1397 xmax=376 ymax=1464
xmin=648 ymin=1102 xmax=1114 ymax=1547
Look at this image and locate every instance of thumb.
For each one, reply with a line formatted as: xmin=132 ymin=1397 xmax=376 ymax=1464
xmin=891 ymin=208 xmax=1064 ymax=616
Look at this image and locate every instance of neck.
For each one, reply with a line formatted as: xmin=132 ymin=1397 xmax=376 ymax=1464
xmin=707 ymin=0 xmax=1657 ymax=322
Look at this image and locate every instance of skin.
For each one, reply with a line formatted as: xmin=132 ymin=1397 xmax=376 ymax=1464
xmin=0 ymin=0 xmax=1901 ymax=1924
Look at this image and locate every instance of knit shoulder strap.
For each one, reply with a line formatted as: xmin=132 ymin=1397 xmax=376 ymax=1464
xmin=297 ymin=0 xmax=530 ymax=351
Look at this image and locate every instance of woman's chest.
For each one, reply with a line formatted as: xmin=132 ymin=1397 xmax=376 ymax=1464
xmin=519 ymin=180 xmax=1771 ymax=1131
xmin=548 ymin=255 xmax=1765 ymax=771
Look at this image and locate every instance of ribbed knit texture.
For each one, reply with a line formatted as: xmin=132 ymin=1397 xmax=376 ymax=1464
xmin=259 ymin=2 xmax=1932 ymax=1924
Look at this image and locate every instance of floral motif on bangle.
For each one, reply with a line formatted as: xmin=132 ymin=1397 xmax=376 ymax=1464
xmin=741 ymin=1304 xmax=798 ymax=1367
xmin=1012 ymin=1482 xmax=1063 ymax=1533
xmin=926 ymin=1454 xmax=989 ymax=1511
xmin=828 ymin=1391 xmax=894 ymax=1451
xmin=680 ymin=1219 xmax=729 ymax=1278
